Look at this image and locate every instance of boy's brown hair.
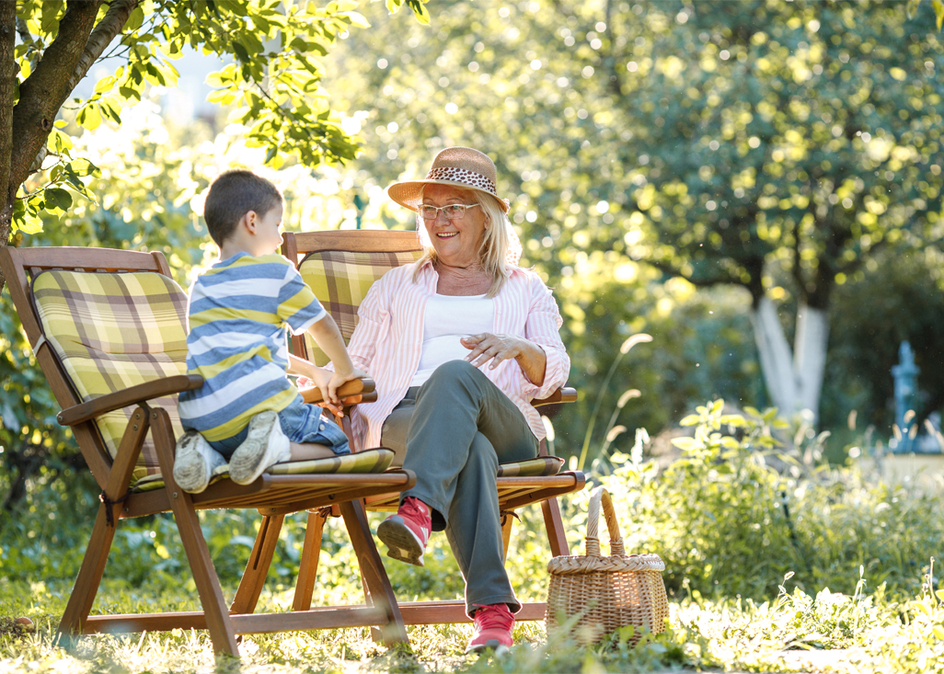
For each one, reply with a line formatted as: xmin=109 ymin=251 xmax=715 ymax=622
xmin=203 ymin=170 xmax=283 ymax=246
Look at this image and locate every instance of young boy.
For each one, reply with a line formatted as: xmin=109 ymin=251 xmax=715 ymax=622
xmin=175 ymin=169 xmax=360 ymax=493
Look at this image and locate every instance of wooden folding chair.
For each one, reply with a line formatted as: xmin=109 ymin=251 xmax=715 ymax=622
xmin=281 ymin=230 xmax=586 ymax=625
xmin=0 ymin=245 xmax=418 ymax=655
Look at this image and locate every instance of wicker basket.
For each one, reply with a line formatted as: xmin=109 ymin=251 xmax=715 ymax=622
xmin=546 ymin=486 xmax=669 ymax=645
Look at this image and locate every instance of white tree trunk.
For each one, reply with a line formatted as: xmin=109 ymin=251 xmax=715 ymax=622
xmin=749 ymin=297 xmax=830 ymax=424
xmin=794 ymin=302 xmax=830 ymax=421
xmin=750 ymin=297 xmax=797 ymax=415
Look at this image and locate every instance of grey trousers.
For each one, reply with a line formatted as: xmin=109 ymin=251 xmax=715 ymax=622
xmin=380 ymin=360 xmax=538 ymax=613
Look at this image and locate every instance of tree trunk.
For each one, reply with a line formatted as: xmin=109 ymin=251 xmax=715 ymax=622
xmin=9 ymin=2 xmax=103 ymax=205
xmin=0 ymin=0 xmax=16 ymax=258
xmin=1 ymin=0 xmax=138 ymax=295
xmin=750 ymin=297 xmax=830 ymax=424
xmin=750 ymin=296 xmax=798 ymax=415
xmin=794 ymin=302 xmax=829 ymax=421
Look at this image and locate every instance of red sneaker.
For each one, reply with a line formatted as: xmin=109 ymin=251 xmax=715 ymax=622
xmin=466 ymin=603 xmax=514 ymax=654
xmin=377 ymin=497 xmax=431 ymax=567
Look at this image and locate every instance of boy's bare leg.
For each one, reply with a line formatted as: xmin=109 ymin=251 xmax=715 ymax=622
xmin=288 ymin=443 xmax=337 ymax=461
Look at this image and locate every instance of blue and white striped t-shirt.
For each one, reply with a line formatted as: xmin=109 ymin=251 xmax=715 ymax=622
xmin=178 ymin=252 xmax=326 ymax=442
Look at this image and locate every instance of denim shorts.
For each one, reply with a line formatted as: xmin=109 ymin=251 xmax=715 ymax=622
xmin=209 ymin=396 xmax=350 ymax=458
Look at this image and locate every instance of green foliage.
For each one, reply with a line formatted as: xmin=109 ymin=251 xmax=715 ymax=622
xmin=824 ymin=243 xmax=944 ymax=433
xmin=909 ymin=0 xmax=944 ymax=30
xmin=320 ymin=0 xmax=944 ymax=427
xmin=599 ymin=400 xmax=944 ymax=600
xmin=0 ymin=302 xmax=74 ymax=512
xmin=623 ymin=1 xmax=944 ymax=304
xmin=9 ymin=0 xmax=431 ymax=235
xmin=867 ymin=588 xmax=944 ymax=673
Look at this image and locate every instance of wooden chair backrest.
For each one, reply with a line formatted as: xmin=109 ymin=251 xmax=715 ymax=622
xmin=281 ymin=230 xmax=424 ymax=365
xmin=0 ymin=246 xmax=187 ymax=490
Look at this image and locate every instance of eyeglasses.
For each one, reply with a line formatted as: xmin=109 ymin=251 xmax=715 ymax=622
xmin=419 ymin=203 xmax=481 ymax=220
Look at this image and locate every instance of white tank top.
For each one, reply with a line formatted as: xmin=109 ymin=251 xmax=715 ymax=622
xmin=410 ymin=293 xmax=494 ymax=387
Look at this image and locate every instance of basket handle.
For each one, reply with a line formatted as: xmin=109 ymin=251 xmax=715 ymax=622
xmin=585 ymin=486 xmax=625 ymax=557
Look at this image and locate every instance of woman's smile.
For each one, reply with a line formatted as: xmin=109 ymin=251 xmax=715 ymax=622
xmin=422 ymin=184 xmax=487 ymax=268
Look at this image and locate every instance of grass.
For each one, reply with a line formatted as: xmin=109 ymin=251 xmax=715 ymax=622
xmin=3 ymin=400 xmax=944 ymax=672
xmin=3 ymin=570 xmax=944 ymax=673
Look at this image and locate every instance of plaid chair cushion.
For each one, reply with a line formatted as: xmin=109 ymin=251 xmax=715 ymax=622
xmin=497 ymin=456 xmax=564 ymax=477
xmin=31 ymin=270 xmax=189 ymax=486
xmin=298 ymin=248 xmax=423 ymax=365
xmin=131 ymin=448 xmax=397 ymax=493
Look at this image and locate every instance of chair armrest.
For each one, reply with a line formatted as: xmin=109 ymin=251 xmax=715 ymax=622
xmin=57 ymin=374 xmax=205 ymax=426
xmin=299 ymin=377 xmax=377 ymax=405
xmin=533 ymin=386 xmax=577 ymax=408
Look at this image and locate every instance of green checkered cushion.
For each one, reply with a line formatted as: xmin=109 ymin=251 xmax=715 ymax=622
xmin=31 ymin=270 xmax=189 ymax=486
xmin=497 ymin=456 xmax=564 ymax=477
xmin=131 ymin=448 xmax=396 ymax=493
xmin=298 ymin=248 xmax=423 ymax=365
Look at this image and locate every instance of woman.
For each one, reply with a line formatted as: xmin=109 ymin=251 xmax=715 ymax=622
xmin=345 ymin=147 xmax=570 ymax=653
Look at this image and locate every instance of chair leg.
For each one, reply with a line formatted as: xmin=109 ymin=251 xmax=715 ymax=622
xmin=340 ymin=499 xmax=409 ymax=647
xmin=501 ymin=512 xmax=515 ymax=561
xmin=58 ymin=407 xmax=150 ymax=642
xmin=541 ymin=496 xmax=571 ymax=557
xmin=231 ymin=514 xmax=285 ymax=615
xmin=151 ymin=409 xmax=239 ymax=656
xmin=58 ymin=502 xmax=123 ymax=639
xmin=292 ymin=509 xmax=328 ymax=612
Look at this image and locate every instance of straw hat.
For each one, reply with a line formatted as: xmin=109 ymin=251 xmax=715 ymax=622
xmin=386 ymin=146 xmax=510 ymax=213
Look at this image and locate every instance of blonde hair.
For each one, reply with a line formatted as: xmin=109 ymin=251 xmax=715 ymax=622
xmin=412 ymin=186 xmax=515 ymax=297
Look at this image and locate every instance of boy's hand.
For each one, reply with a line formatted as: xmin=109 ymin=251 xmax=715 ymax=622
xmin=307 ymin=367 xmax=335 ymax=405
xmin=304 ymin=367 xmax=368 ymax=413
xmin=326 ymin=367 xmax=368 ymax=405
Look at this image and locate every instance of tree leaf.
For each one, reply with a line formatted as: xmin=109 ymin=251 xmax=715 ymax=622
xmin=44 ymin=188 xmax=73 ymax=212
xmin=93 ymin=75 xmax=117 ymax=94
xmin=232 ymin=40 xmax=250 ymax=63
xmin=342 ymin=11 xmax=370 ymax=28
xmin=671 ymin=437 xmax=702 ymax=451
xmin=406 ymin=0 xmax=430 ymax=24
xmin=76 ymin=104 xmax=102 ymax=131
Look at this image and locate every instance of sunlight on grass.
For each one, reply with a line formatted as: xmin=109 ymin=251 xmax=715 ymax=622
xmin=3 ymin=579 xmax=944 ymax=673
xmin=3 ymin=402 xmax=944 ymax=672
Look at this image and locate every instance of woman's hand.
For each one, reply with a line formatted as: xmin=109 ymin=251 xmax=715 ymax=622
xmin=461 ymin=333 xmax=547 ymax=386
xmin=461 ymin=333 xmax=522 ymax=369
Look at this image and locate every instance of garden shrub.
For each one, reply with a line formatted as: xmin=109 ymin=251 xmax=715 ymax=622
xmin=597 ymin=400 xmax=944 ymax=601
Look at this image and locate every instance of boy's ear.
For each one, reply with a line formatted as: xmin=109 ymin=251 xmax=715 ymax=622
xmin=240 ymin=210 xmax=259 ymax=234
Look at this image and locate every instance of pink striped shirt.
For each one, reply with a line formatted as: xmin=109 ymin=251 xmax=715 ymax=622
xmin=346 ymin=259 xmax=570 ymax=450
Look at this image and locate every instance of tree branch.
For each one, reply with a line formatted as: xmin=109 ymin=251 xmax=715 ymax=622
xmin=10 ymin=1 xmax=103 ymax=194
xmin=602 ymin=0 xmax=625 ymax=98
xmin=646 ymin=256 xmax=743 ymax=289
xmin=9 ymin=0 xmax=141 ymax=195
xmin=66 ymin=0 xmax=142 ymax=95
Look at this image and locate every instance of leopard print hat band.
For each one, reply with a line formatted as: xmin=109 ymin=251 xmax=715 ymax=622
xmin=386 ymin=147 xmax=510 ymax=213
